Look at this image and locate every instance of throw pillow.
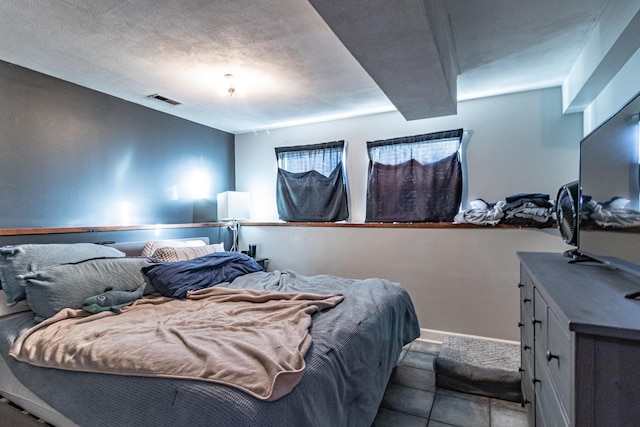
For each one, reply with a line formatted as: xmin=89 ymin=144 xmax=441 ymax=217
xmin=22 ymin=257 xmax=154 ymax=323
xmin=0 ymin=243 xmax=125 ymax=306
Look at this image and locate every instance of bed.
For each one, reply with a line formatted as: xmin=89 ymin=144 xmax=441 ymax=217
xmin=0 ymin=237 xmax=420 ymax=427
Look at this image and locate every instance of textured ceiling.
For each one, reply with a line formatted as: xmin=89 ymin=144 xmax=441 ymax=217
xmin=0 ymin=0 xmax=611 ymax=134
xmin=309 ymin=0 xmax=459 ymax=119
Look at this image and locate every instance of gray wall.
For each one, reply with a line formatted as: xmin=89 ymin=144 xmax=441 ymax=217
xmin=0 ymin=60 xmax=235 ymax=229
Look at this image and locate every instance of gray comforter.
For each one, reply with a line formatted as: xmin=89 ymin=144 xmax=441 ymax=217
xmin=0 ymin=270 xmax=420 ymax=427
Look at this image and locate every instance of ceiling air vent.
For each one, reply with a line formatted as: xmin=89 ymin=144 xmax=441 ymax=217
xmin=147 ymin=93 xmax=182 ymax=106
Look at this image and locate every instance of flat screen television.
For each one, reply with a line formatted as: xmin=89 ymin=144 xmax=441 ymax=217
xmin=578 ymin=90 xmax=640 ymax=277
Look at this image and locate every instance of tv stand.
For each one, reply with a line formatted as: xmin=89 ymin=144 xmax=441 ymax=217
xmin=562 ymin=248 xmax=581 ymax=259
xmin=518 ymin=252 xmax=640 ymax=426
xmin=563 ymin=249 xmax=598 ymax=264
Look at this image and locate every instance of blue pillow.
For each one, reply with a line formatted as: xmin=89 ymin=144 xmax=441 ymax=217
xmin=142 ymin=252 xmax=263 ymax=299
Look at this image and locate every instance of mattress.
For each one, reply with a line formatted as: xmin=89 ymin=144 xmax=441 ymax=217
xmin=0 ymin=352 xmax=78 ymax=426
xmin=0 ymin=270 xmax=420 ymax=426
xmin=0 ymin=291 xmax=76 ymax=425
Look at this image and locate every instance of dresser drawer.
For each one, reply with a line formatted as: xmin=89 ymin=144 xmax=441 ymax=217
xmin=533 ymin=288 xmax=548 ymax=349
xmin=520 ymin=267 xmax=537 ymax=426
xmin=521 ymin=317 xmax=534 ymax=374
xmin=521 ymin=294 xmax=534 ymax=331
xmin=519 ymin=265 xmax=534 ymax=308
xmin=522 ymin=365 xmax=536 ymax=426
xmin=535 ymin=350 xmax=569 ymax=427
xmin=520 ymin=268 xmax=534 ymax=344
xmin=546 ymin=307 xmax=571 ymax=415
xmin=535 ymin=399 xmax=548 ymax=427
xmin=519 ymin=252 xmax=640 ymax=427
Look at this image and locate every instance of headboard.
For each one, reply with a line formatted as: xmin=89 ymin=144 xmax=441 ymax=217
xmin=105 ymin=236 xmax=210 ymax=256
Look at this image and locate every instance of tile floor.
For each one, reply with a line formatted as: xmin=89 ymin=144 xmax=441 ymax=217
xmin=373 ymin=339 xmax=528 ymax=427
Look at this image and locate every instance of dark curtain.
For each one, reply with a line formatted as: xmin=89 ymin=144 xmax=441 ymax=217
xmin=365 ymin=129 xmax=463 ymax=223
xmin=275 ymin=141 xmax=348 ymax=222
xmin=277 ymin=164 xmax=348 ymax=222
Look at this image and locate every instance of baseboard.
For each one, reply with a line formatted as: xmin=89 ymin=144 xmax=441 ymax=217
xmin=416 ymin=328 xmax=520 ymax=346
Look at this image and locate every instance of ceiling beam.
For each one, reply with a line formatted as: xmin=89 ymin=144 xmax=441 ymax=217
xmin=562 ymin=0 xmax=640 ymax=113
xmin=308 ymin=0 xmax=459 ymax=121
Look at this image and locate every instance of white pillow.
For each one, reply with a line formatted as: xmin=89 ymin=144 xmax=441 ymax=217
xmin=151 ymin=243 xmax=226 ymax=262
xmin=141 ymin=239 xmax=206 ymax=258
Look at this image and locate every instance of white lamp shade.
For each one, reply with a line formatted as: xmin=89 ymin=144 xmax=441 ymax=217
xmin=217 ymin=191 xmax=250 ymax=220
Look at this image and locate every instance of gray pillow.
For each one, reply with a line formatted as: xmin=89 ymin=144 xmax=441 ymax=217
xmin=0 ymin=243 xmax=126 ymax=306
xmin=22 ymin=257 xmax=154 ymax=323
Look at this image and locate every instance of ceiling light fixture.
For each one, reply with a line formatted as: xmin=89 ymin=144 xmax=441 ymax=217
xmin=225 ymin=73 xmax=236 ymax=97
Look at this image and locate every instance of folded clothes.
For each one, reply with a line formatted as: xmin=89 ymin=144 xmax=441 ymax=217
xmin=505 ymin=193 xmax=549 ymax=203
xmin=456 ymin=193 xmax=555 ymax=228
xmin=454 ymin=199 xmax=506 ymax=226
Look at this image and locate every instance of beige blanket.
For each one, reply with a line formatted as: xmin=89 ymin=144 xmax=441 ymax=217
xmin=10 ymin=287 xmax=343 ymax=401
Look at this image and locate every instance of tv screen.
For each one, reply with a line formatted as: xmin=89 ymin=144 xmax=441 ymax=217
xmin=579 ymin=91 xmax=640 ymax=276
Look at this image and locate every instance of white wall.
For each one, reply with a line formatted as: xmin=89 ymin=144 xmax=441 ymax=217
xmin=583 ymin=48 xmax=640 ymax=135
xmin=234 ymin=87 xmax=581 ymax=341
xmin=240 ymin=226 xmax=568 ymax=342
xmin=237 ymin=88 xmax=581 ymax=222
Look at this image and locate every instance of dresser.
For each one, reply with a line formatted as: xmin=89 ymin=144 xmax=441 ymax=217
xmin=518 ymin=252 xmax=640 ymax=426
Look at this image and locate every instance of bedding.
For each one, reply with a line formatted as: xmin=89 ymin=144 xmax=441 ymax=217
xmin=0 ymin=243 xmax=125 ymax=306
xmin=21 ymin=257 xmax=155 ymax=323
xmin=142 ymin=251 xmax=264 ymax=298
xmin=150 ymin=243 xmax=224 ymax=262
xmin=103 ymin=237 xmax=209 ymax=257
xmin=11 ymin=287 xmax=344 ymax=401
xmin=0 ymin=239 xmax=420 ymax=427
xmin=140 ymin=239 xmax=207 ymax=257
xmin=0 ymin=356 xmax=74 ymax=427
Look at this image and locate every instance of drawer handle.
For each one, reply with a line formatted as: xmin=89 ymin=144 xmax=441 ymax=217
xmin=518 ymin=322 xmax=524 ymax=328
xmin=523 ymin=345 xmax=531 ymax=350
xmin=523 ymin=298 xmax=531 ymax=303
xmin=519 ymin=367 xmax=525 ymax=373
xmin=518 ymin=283 xmax=524 ymax=289
xmin=532 ymin=378 xmax=541 ymax=385
xmin=546 ymin=350 xmax=560 ymax=362
xmin=532 ymin=318 xmax=541 ymax=325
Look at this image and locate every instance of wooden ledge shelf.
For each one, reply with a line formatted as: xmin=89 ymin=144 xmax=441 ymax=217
xmin=241 ymin=222 xmax=554 ymax=229
xmin=0 ymin=221 xmax=554 ymax=236
xmin=0 ymin=222 xmax=228 ymax=237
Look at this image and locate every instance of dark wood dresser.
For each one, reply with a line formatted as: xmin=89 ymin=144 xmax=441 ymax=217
xmin=518 ymin=252 xmax=640 ymax=426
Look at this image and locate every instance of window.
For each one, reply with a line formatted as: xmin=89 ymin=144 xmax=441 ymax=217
xmin=365 ymin=129 xmax=464 ymax=223
xmin=275 ymin=141 xmax=349 ymax=222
